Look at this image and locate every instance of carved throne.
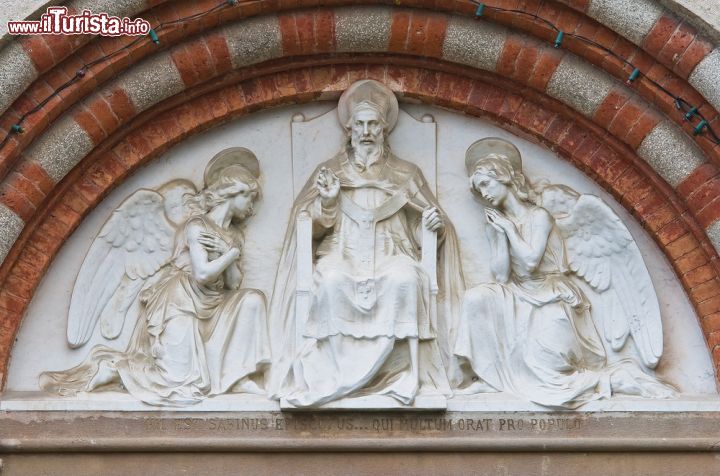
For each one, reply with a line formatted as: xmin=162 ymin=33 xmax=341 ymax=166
xmin=287 ymin=106 xmax=441 ymax=409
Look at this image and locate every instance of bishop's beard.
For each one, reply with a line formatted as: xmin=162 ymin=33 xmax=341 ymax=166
xmin=351 ymin=141 xmax=386 ymax=169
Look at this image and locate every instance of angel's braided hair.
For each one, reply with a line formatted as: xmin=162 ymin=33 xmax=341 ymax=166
xmin=472 ymin=153 xmax=537 ymax=205
xmin=186 ymin=166 xmax=261 ymax=215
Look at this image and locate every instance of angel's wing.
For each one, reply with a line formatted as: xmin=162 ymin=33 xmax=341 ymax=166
xmin=157 ymin=179 xmax=197 ymax=226
xmin=541 ymin=185 xmax=663 ymax=369
xmin=66 ymin=188 xmax=179 ymax=348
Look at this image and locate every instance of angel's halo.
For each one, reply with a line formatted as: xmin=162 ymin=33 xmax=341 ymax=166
xmin=465 ymin=137 xmax=522 ymax=176
xmin=204 ymin=147 xmax=260 ymax=187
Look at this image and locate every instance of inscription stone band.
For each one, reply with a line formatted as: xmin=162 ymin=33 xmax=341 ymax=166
xmin=1 ymin=412 xmax=719 ymax=453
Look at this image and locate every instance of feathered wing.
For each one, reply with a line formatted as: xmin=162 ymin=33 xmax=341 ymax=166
xmin=542 ymin=186 xmax=664 ymax=369
xmin=66 ymin=188 xmax=179 ymax=348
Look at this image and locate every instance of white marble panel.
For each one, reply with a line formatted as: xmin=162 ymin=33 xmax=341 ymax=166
xmin=5 ymin=102 xmax=715 ymax=401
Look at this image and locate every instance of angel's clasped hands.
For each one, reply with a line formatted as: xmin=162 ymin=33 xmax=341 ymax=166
xmin=197 ymin=231 xmax=239 ymax=257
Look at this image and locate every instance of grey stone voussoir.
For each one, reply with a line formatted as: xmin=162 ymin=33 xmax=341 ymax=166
xmin=442 ymin=17 xmax=506 ymax=73
xmin=546 ymin=55 xmax=615 ymax=117
xmin=588 ymin=0 xmax=665 ymax=46
xmin=637 ymin=120 xmax=706 ymax=187
xmin=70 ymin=0 xmax=147 ymax=19
xmin=0 ymin=204 xmax=24 ymax=265
xmin=689 ymin=48 xmax=720 ymax=115
xmin=0 ymin=41 xmax=38 ymax=117
xmin=335 ymin=7 xmax=391 ymax=53
xmin=705 ymin=219 xmax=720 ymax=255
xmin=116 ymin=54 xmax=185 ymax=114
xmin=223 ymin=16 xmax=283 ymax=69
xmin=24 ymin=115 xmax=94 ymax=183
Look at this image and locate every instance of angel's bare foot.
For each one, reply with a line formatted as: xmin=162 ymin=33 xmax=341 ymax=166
xmin=609 ymin=369 xmax=642 ymax=396
xmin=640 ymin=381 xmax=675 ymax=399
xmin=610 ymin=368 xmax=674 ymax=398
xmin=86 ymin=360 xmax=119 ymax=391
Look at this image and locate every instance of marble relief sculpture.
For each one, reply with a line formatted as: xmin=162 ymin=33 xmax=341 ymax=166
xmin=35 ymin=79 xmax=679 ymax=410
xmin=452 ymin=138 xmax=675 ymax=408
xmin=40 ymin=149 xmax=271 ymax=406
xmin=267 ymin=80 xmax=464 ymax=407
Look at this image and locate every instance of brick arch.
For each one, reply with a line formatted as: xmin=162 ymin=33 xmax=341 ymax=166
xmin=2 ymin=6 xmax=719 ymax=273
xmin=1 ymin=0 xmax=718 ymax=180
xmin=3 ymin=0 xmax=717 ymax=121
xmin=1 ymin=61 xmax=719 ymax=388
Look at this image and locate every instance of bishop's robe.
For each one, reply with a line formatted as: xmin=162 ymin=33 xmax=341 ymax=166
xmin=267 ymin=149 xmax=465 ymax=407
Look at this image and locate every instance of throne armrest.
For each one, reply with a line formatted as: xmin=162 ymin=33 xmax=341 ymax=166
xmin=296 ymin=211 xmax=313 ymax=292
xmin=295 ymin=211 xmax=313 ymax=348
xmin=421 ymin=226 xmax=439 ymax=330
xmin=421 ymin=225 xmax=438 ymax=294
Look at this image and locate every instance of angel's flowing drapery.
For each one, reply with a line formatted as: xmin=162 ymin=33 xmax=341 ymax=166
xmin=454 ymin=207 xmax=671 ymax=408
xmin=41 ymin=217 xmax=271 ymax=406
xmin=267 ymin=152 xmax=465 ymax=406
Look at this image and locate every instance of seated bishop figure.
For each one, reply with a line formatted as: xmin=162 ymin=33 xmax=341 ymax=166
xmin=268 ymin=80 xmax=465 ymax=408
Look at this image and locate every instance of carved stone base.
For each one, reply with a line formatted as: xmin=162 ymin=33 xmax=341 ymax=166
xmin=280 ymin=394 xmax=447 ymax=411
xmin=4 ymin=391 xmax=720 ymax=412
xmin=2 ymin=410 xmax=720 ymax=452
xmin=3 ymin=451 xmax=720 ymax=476
xmin=0 ymin=391 xmax=279 ymax=412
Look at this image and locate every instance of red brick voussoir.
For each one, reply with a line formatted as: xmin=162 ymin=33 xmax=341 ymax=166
xmin=0 ymin=62 xmax=719 ymax=388
xmin=1 ymin=1 xmax=718 ymax=185
xmin=1 ymin=6 xmax=717 ymax=247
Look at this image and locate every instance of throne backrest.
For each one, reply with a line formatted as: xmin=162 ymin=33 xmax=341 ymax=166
xmin=290 ymin=106 xmax=438 ymax=194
